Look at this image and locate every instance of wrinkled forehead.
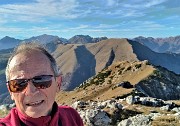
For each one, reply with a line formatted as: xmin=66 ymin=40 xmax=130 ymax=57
xmin=8 ymin=50 xmax=52 ymax=78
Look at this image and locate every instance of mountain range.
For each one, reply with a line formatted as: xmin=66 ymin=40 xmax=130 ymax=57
xmin=52 ymin=38 xmax=180 ymax=91
xmin=0 ymin=34 xmax=108 ymax=50
xmin=0 ymin=36 xmax=20 ymax=50
xmin=133 ymin=36 xmax=180 ymax=54
xmin=0 ymin=34 xmax=180 ymax=105
xmin=1 ymin=34 xmax=180 ymax=54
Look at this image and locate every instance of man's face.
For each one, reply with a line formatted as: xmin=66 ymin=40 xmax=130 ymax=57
xmin=8 ymin=50 xmax=61 ymax=118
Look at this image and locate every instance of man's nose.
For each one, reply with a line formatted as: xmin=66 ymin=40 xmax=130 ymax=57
xmin=24 ymin=81 xmax=39 ymax=95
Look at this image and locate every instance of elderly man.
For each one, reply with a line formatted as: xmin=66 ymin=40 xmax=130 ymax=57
xmin=0 ymin=42 xmax=83 ymax=126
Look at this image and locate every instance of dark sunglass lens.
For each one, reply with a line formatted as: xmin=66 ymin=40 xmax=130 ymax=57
xmin=34 ymin=81 xmax=52 ymax=89
xmin=9 ymin=79 xmax=27 ymax=92
xmin=33 ymin=75 xmax=53 ymax=89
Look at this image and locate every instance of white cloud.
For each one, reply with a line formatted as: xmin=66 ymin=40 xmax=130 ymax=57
xmin=94 ymin=24 xmax=119 ymax=29
xmin=0 ymin=0 xmax=170 ymax=23
xmin=0 ymin=0 xmax=79 ymax=22
xmin=0 ymin=0 xmax=178 ymax=39
xmin=68 ymin=25 xmax=89 ymax=30
xmin=0 ymin=27 xmax=23 ymax=32
xmin=122 ymin=0 xmax=167 ymax=9
xmin=65 ymin=24 xmax=121 ymax=31
xmin=106 ymin=0 xmax=116 ymax=6
xmin=105 ymin=0 xmax=168 ymax=18
xmin=0 ymin=19 xmax=7 ymax=24
xmin=127 ymin=21 xmax=165 ymax=31
xmin=144 ymin=0 xmax=167 ymax=7
xmin=85 ymin=0 xmax=167 ymax=18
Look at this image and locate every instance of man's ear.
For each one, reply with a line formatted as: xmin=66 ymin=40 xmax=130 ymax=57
xmin=7 ymin=85 xmax=15 ymax=100
xmin=56 ymin=75 xmax=62 ymax=93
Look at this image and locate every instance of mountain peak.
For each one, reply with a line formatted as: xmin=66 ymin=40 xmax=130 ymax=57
xmin=23 ymin=34 xmax=62 ymax=44
xmin=69 ymin=35 xmax=108 ymax=44
xmin=0 ymin=36 xmax=21 ymax=50
xmin=1 ymin=36 xmax=18 ymax=41
xmin=133 ymin=36 xmax=180 ymax=53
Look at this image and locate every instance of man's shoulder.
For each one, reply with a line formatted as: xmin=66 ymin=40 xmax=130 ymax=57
xmin=58 ymin=105 xmax=80 ymax=117
xmin=58 ymin=105 xmax=73 ymax=109
xmin=0 ymin=108 xmax=17 ymax=125
xmin=58 ymin=105 xmax=84 ymax=125
xmin=58 ymin=105 xmax=77 ymax=113
xmin=0 ymin=114 xmax=11 ymax=125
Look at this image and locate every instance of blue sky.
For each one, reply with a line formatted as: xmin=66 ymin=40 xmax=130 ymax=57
xmin=0 ymin=0 xmax=179 ymax=39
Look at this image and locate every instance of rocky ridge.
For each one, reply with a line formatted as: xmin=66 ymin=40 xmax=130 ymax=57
xmin=56 ymin=60 xmax=180 ymax=104
xmin=55 ymin=60 xmax=180 ymax=125
xmin=68 ymin=35 xmax=108 ymax=44
xmin=53 ymin=39 xmax=180 ymax=91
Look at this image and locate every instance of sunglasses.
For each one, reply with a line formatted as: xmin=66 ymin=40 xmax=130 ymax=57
xmin=7 ymin=75 xmax=53 ymax=93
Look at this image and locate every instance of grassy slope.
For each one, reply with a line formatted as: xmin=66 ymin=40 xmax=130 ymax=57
xmin=55 ymin=61 xmax=180 ymax=125
xmin=55 ymin=60 xmax=155 ymax=105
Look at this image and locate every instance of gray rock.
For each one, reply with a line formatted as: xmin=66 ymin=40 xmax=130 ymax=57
xmin=126 ymin=95 xmax=136 ymax=105
xmin=171 ymin=107 xmax=180 ymax=113
xmin=118 ymin=114 xmax=152 ymax=126
xmin=93 ymin=111 xmax=111 ymax=126
xmin=160 ymin=105 xmax=170 ymax=111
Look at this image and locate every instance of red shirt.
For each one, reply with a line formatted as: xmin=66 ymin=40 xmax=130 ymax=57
xmin=0 ymin=102 xmax=84 ymax=126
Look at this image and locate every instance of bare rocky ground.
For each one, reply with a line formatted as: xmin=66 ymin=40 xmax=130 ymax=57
xmin=70 ymin=97 xmax=180 ymax=126
xmin=55 ymin=60 xmax=180 ymax=126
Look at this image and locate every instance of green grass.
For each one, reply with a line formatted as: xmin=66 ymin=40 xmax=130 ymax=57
xmin=0 ymin=69 xmax=5 ymax=75
xmin=152 ymin=115 xmax=180 ymax=126
xmin=0 ymin=109 xmax=9 ymax=118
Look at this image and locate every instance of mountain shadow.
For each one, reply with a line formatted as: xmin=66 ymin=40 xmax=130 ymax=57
xmin=67 ymin=45 xmax=96 ymax=90
xmin=128 ymin=39 xmax=180 ymax=74
xmin=105 ymin=49 xmax=115 ymax=68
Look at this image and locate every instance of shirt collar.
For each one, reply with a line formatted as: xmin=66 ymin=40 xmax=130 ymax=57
xmin=16 ymin=102 xmax=59 ymax=126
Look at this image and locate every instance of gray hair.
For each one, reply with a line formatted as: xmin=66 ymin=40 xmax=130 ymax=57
xmin=5 ymin=42 xmax=60 ymax=81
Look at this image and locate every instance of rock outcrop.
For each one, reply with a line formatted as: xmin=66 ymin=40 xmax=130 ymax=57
xmin=135 ymin=66 xmax=180 ymax=100
xmin=71 ymin=95 xmax=180 ymax=126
